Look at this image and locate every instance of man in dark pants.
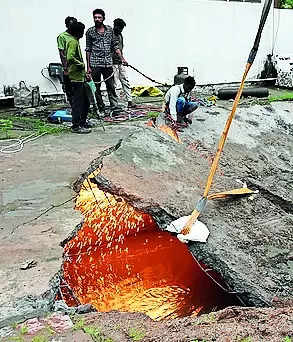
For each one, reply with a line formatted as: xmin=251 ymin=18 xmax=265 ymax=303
xmin=57 ymin=16 xmax=77 ymax=106
xmin=86 ymin=8 xmax=126 ymax=116
xmin=66 ymin=22 xmax=91 ymax=134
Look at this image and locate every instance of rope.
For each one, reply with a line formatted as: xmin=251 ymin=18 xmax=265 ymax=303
xmin=127 ymin=64 xmax=170 ymax=87
xmin=93 ymin=70 xmax=115 ymax=85
xmin=0 ymin=132 xmax=47 ymax=154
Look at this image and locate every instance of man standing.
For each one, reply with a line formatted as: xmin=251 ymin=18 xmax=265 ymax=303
xmin=164 ymin=76 xmax=197 ymax=126
xmin=86 ymin=9 xmax=125 ymax=116
xmin=66 ymin=22 xmax=91 ymax=134
xmin=57 ymin=16 xmax=77 ymax=105
xmin=112 ymin=18 xmax=136 ymax=109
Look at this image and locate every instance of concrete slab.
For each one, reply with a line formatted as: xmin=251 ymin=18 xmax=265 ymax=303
xmin=0 ymin=123 xmax=139 ymax=305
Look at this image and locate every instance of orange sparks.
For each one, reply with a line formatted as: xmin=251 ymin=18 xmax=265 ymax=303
xmin=59 ymin=171 xmax=238 ymax=320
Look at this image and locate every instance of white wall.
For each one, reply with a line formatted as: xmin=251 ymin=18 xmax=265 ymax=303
xmin=271 ymin=7 xmax=293 ymax=55
xmin=0 ymin=0 xmax=292 ymax=94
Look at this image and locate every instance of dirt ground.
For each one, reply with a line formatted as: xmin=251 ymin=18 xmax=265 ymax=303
xmin=1 ymin=306 xmax=292 ymax=341
xmin=0 ymin=122 xmax=139 ymax=306
xmin=0 ymin=93 xmax=292 ymax=341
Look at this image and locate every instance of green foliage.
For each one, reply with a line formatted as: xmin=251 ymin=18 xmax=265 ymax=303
xmin=73 ymin=317 xmax=85 ymax=330
xmin=284 ymin=337 xmax=292 ymax=342
xmin=17 ymin=117 xmax=69 ymax=134
xmin=45 ymin=325 xmax=55 ymax=336
xmin=34 ymin=120 xmax=69 ymax=134
xmin=0 ymin=119 xmax=13 ymax=138
xmin=193 ymin=313 xmax=216 ymax=326
xmin=8 ymin=337 xmax=24 ymax=342
xmin=128 ymin=327 xmax=146 ymax=341
xmin=240 ymin=337 xmax=252 ymax=342
xmin=83 ymin=324 xmax=113 ymax=342
xmin=0 ymin=116 xmax=69 ymax=140
xmin=31 ymin=336 xmax=48 ymax=342
xmin=83 ymin=325 xmax=101 ymax=337
xmin=72 ymin=318 xmax=112 ymax=342
xmin=10 ymin=322 xmax=18 ymax=330
xmin=268 ymin=92 xmax=293 ymax=102
xmin=147 ymin=111 xmax=160 ymax=118
xmin=279 ymin=0 xmax=293 ymax=8
xmin=19 ymin=324 xmax=28 ymax=335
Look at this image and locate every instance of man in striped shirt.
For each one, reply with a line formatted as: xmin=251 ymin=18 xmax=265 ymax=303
xmin=86 ymin=8 xmax=125 ymax=116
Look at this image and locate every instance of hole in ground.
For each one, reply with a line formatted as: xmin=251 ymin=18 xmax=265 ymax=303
xmin=58 ymin=171 xmax=240 ymax=320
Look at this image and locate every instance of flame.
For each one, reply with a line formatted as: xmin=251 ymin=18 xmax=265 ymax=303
xmin=158 ymin=125 xmax=181 ymax=143
xmin=60 ymin=171 xmax=238 ymax=320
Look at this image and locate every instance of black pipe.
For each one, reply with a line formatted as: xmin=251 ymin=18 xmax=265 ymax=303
xmin=217 ymin=87 xmax=269 ymax=100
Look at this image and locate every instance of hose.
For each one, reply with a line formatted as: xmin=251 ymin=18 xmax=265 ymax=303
xmin=0 ymin=132 xmax=47 ymax=154
xmin=41 ymin=68 xmax=59 ymax=93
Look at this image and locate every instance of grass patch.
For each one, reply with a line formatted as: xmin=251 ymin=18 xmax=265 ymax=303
xmin=14 ymin=117 xmax=69 ymax=134
xmin=19 ymin=324 xmax=28 ymax=335
xmin=8 ymin=337 xmax=24 ymax=342
xmin=72 ymin=317 xmax=85 ymax=331
xmin=193 ymin=313 xmax=216 ymax=325
xmin=72 ymin=316 xmax=113 ymax=342
xmin=0 ymin=116 xmax=69 ymax=139
xmin=45 ymin=325 xmax=55 ymax=336
xmin=10 ymin=322 xmax=18 ymax=330
xmin=128 ymin=327 xmax=146 ymax=341
xmin=0 ymin=119 xmax=13 ymax=138
xmin=83 ymin=325 xmax=101 ymax=338
xmin=268 ymin=92 xmax=293 ymax=102
xmin=31 ymin=336 xmax=48 ymax=342
xmin=147 ymin=111 xmax=160 ymax=118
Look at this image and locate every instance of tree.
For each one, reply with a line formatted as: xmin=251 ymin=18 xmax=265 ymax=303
xmin=278 ymin=0 xmax=293 ymax=8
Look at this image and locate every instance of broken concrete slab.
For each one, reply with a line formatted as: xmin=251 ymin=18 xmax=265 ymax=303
xmin=0 ymin=296 xmax=51 ymax=330
xmin=73 ymin=102 xmax=293 ymax=307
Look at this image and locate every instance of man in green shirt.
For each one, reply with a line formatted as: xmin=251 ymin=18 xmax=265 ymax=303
xmin=66 ymin=22 xmax=91 ymax=134
xmin=57 ymin=16 xmax=77 ymax=106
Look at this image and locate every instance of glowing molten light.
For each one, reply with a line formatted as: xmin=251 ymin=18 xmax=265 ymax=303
xmin=60 ymin=171 xmax=237 ymax=320
xmin=158 ymin=125 xmax=181 ymax=143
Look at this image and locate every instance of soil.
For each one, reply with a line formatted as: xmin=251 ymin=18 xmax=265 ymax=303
xmin=1 ymin=306 xmax=292 ymax=341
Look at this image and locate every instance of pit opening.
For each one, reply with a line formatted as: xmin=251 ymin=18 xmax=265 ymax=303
xmin=58 ymin=170 xmax=240 ymax=321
